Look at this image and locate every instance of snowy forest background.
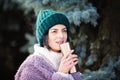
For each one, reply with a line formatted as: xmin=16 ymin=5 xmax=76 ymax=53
xmin=0 ymin=0 xmax=120 ymax=80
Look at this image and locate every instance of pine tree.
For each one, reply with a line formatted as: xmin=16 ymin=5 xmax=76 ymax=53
xmin=1 ymin=0 xmax=120 ymax=80
xmin=13 ymin=0 xmax=120 ymax=79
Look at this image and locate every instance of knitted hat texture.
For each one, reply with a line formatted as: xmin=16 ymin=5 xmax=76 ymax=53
xmin=36 ymin=9 xmax=70 ymax=46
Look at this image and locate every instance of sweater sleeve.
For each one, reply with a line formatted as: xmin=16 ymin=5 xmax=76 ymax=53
xmin=52 ymin=72 xmax=71 ymax=80
xmin=15 ymin=64 xmax=72 ymax=80
xmin=15 ymin=55 xmax=73 ymax=80
xmin=16 ymin=65 xmax=46 ymax=80
xmin=71 ymin=72 xmax=82 ymax=80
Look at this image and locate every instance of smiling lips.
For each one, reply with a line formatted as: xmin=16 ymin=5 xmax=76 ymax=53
xmin=56 ymin=41 xmax=64 ymax=45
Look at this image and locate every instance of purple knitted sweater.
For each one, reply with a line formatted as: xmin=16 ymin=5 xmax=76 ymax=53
xmin=15 ymin=45 xmax=82 ymax=80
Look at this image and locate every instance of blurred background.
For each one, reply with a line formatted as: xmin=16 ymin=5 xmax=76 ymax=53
xmin=0 ymin=0 xmax=120 ymax=80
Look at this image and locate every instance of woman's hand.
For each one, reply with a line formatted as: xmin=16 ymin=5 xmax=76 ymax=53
xmin=58 ymin=50 xmax=78 ymax=74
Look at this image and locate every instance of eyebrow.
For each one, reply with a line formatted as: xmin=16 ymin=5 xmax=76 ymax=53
xmin=50 ymin=28 xmax=67 ymax=30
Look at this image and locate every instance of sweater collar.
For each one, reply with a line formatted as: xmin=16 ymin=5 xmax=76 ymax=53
xmin=34 ymin=44 xmax=63 ymax=70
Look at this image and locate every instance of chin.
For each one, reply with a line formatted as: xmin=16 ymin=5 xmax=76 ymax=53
xmin=55 ymin=47 xmax=61 ymax=51
xmin=55 ymin=47 xmax=60 ymax=51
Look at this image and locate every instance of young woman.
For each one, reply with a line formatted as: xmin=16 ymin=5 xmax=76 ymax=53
xmin=15 ymin=9 xmax=82 ymax=80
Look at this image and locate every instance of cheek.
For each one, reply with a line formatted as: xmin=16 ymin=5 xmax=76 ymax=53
xmin=65 ymin=34 xmax=68 ymax=41
xmin=48 ymin=34 xmax=54 ymax=45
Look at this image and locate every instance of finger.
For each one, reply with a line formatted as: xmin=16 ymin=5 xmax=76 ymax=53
xmin=64 ymin=56 xmax=78 ymax=66
xmin=66 ymin=54 xmax=78 ymax=62
xmin=70 ymin=50 xmax=74 ymax=54
xmin=68 ymin=57 xmax=78 ymax=64
xmin=69 ymin=60 xmax=78 ymax=68
xmin=71 ymin=54 xmax=78 ymax=58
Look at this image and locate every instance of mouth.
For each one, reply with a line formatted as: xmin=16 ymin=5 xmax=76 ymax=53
xmin=56 ymin=41 xmax=64 ymax=45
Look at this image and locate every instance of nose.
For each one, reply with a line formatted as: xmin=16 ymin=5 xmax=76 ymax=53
xmin=58 ymin=31 xmax=64 ymax=39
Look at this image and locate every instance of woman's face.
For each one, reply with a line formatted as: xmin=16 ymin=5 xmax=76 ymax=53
xmin=48 ymin=24 xmax=67 ymax=52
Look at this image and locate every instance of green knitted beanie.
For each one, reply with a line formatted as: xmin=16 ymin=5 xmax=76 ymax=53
xmin=36 ymin=9 xmax=70 ymax=46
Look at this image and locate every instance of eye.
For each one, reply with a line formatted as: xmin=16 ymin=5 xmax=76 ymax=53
xmin=62 ymin=29 xmax=67 ymax=32
xmin=51 ymin=30 xmax=57 ymax=33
